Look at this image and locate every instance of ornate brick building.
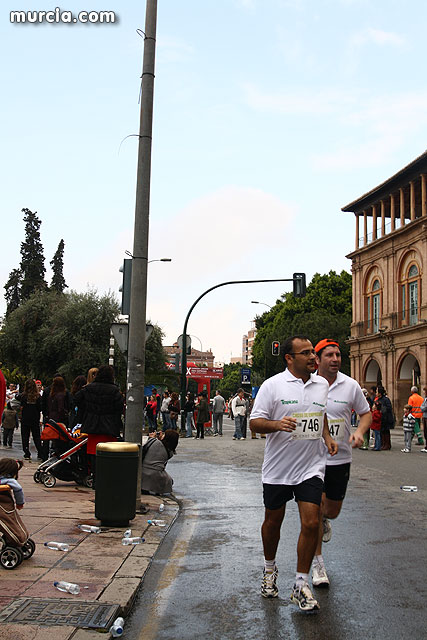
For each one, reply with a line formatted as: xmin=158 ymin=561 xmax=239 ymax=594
xmin=343 ymin=150 xmax=427 ymax=418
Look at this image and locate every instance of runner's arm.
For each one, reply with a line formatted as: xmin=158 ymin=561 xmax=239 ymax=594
xmin=322 ymin=414 xmax=338 ymax=456
xmin=349 ymin=411 xmax=372 ymax=448
xmin=250 ymin=416 xmax=297 ymax=434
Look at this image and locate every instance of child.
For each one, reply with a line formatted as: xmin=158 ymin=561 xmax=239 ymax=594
xmin=2 ymin=402 xmax=19 ymax=448
xmin=371 ymin=401 xmax=382 ymax=451
xmin=402 ymin=404 xmax=415 ymax=453
xmin=0 ymin=458 xmax=25 ymax=509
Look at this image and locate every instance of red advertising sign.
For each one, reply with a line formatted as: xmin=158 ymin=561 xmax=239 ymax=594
xmin=186 ymin=367 xmax=223 ymax=379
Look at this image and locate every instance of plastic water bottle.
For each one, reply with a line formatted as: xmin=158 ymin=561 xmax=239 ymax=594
xmin=123 ymin=528 xmax=132 ymax=538
xmin=121 ymin=536 xmax=145 ymax=545
xmin=54 ymin=580 xmax=80 ymax=594
xmin=400 ymin=485 xmax=418 ymax=492
xmin=148 ymin=519 xmax=165 ymax=527
xmin=77 ymin=524 xmax=101 ymax=533
xmin=159 ymin=503 xmax=164 ymax=512
xmin=109 ymin=617 xmax=125 ymax=637
xmin=44 ymin=542 xmax=69 ymax=551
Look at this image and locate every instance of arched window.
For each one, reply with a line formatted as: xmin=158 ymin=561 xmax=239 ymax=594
xmin=400 ymin=263 xmax=420 ymax=326
xmin=365 ymin=277 xmax=382 ymax=334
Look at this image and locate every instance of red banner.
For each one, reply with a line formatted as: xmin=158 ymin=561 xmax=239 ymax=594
xmin=186 ymin=367 xmax=223 ymax=379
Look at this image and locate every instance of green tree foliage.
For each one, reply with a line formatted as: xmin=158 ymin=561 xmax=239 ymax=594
xmin=4 ymin=268 xmax=22 ymax=316
xmin=19 ymin=208 xmax=47 ymax=301
xmin=0 ymin=289 xmax=118 ymax=383
xmin=252 ymin=270 xmax=352 ymax=381
xmin=0 ymin=289 xmax=168 ymax=390
xmin=50 ymin=239 xmax=67 ymax=293
xmin=211 ymin=362 xmax=244 ymax=399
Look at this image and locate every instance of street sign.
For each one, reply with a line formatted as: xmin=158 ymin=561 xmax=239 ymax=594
xmin=185 ymin=367 xmax=223 ymax=379
xmin=241 ymin=368 xmax=251 ymax=385
xmin=111 ymin=322 xmax=154 ymax=356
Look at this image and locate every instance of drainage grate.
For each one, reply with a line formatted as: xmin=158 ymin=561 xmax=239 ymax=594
xmin=0 ymin=598 xmax=120 ymax=628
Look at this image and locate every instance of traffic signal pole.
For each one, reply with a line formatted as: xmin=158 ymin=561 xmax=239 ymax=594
xmin=180 ymin=275 xmax=305 ymax=430
xmin=125 ymin=1 xmax=157 ymax=450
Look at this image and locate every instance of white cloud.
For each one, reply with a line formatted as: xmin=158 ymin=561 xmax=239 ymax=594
xmin=350 ymin=27 xmax=405 ymax=48
xmin=243 ymin=82 xmax=427 ymax=171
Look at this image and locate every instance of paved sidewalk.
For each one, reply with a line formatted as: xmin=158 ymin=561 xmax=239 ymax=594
xmin=0 ymin=454 xmax=179 ymax=640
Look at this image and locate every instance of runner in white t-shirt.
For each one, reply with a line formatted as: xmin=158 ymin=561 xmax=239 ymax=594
xmin=250 ymin=335 xmax=338 ymax=612
xmin=311 ymin=339 xmax=371 ymax=588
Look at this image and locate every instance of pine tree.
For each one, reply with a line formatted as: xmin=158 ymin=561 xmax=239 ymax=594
xmin=50 ymin=239 xmax=67 ymax=293
xmin=19 ymin=208 xmax=47 ymax=301
xmin=4 ymin=268 xmax=22 ymax=316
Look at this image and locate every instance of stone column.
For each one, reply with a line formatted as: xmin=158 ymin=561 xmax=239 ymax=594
xmin=381 ymin=200 xmax=386 ymax=236
xmin=410 ymin=180 xmax=416 ymax=221
xmin=390 ymin=193 xmax=395 ymax=231
xmin=363 ymin=210 xmax=368 ymax=246
xmin=421 ymin=174 xmax=427 ymax=217
xmin=400 ymin=187 xmax=405 ymax=226
xmin=372 ymin=205 xmax=377 ymax=240
xmin=355 ymin=214 xmax=359 ymax=250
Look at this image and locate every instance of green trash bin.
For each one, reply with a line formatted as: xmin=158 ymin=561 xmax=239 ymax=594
xmin=95 ymin=442 xmax=139 ymax=527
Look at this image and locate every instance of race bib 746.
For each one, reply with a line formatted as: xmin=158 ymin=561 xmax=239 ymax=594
xmin=291 ymin=411 xmax=323 ymax=439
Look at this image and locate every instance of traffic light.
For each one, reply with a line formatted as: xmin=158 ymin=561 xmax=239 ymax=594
xmin=293 ymin=272 xmax=306 ymax=298
xmin=171 ymin=353 xmax=180 ymax=372
xmin=119 ymin=259 xmax=132 ymax=315
xmin=272 ymin=341 xmax=280 ymax=356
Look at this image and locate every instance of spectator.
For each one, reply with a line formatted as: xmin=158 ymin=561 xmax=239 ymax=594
xmin=48 ymin=377 xmax=72 ymax=427
xmin=377 ymin=386 xmax=393 ymax=450
xmin=408 ymin=386 xmax=424 ymax=446
xmin=2 ymin=401 xmax=19 ymax=448
xmin=75 ymin=365 xmax=124 ymax=485
xmin=371 ymin=401 xmax=382 ymax=451
xmin=87 ymin=367 xmax=99 ymax=384
xmin=141 ymin=429 xmax=179 ymax=495
xmin=184 ymin=392 xmax=195 ymax=438
xmin=168 ymin=392 xmax=180 ymax=431
xmin=232 ymin=389 xmax=247 ymax=441
xmin=17 ymin=379 xmax=43 ymax=461
xmin=212 ymin=390 xmax=226 ymax=437
xmin=146 ymin=394 xmax=158 ymax=432
xmin=195 ymin=391 xmax=209 ymax=440
xmin=69 ymin=375 xmax=87 ymax=429
xmin=420 ymin=386 xmax=427 ymax=453
xmin=160 ymin=391 xmax=171 ymax=431
xmin=401 ymin=404 xmax=416 ymax=453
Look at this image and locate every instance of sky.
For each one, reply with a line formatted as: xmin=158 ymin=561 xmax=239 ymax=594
xmin=3 ymin=0 xmax=427 ymax=364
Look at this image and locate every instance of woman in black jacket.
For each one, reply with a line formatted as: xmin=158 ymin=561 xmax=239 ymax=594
xmin=17 ymin=379 xmax=43 ymax=460
xmin=75 ymin=365 xmax=124 ymax=483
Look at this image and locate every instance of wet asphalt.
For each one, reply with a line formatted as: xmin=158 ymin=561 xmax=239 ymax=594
xmin=126 ymin=420 xmax=427 ymax=640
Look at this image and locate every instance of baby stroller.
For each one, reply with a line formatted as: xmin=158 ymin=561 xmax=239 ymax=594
xmin=0 ymin=484 xmax=35 ymax=569
xmin=33 ymin=419 xmax=93 ymax=489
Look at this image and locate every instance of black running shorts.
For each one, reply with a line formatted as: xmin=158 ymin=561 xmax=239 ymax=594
xmin=323 ymin=463 xmax=351 ymax=501
xmin=263 ymin=476 xmax=324 ymax=509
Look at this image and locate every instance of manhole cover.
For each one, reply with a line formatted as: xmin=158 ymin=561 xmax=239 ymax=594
xmin=0 ymin=598 xmax=119 ymax=628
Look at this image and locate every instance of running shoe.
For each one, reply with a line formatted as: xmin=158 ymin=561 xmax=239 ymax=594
xmin=261 ymin=566 xmax=278 ymax=598
xmin=322 ymin=517 xmax=332 ymax=543
xmin=401 ymin=448 xmax=410 ymax=453
xmin=290 ymin=582 xmax=320 ymax=611
xmin=312 ymin=563 xmax=330 ymax=587
xmin=420 ymin=448 xmax=427 ymax=453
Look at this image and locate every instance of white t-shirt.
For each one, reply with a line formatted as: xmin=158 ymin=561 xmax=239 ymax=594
xmin=250 ymin=368 xmax=329 ymax=485
xmin=320 ymin=371 xmax=370 ymax=466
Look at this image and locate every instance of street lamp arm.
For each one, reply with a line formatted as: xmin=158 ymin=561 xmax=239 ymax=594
xmin=180 ymin=277 xmax=298 ymax=427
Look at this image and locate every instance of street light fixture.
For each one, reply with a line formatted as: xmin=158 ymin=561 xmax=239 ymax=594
xmin=251 ymin=301 xmax=272 ymax=310
xmin=148 ymin=258 xmax=172 ymax=263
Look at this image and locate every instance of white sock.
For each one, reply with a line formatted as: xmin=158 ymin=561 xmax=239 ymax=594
xmin=295 ymin=572 xmax=308 ymax=586
xmin=313 ymin=554 xmax=324 ymax=566
xmin=264 ymin=558 xmax=276 ymax=573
